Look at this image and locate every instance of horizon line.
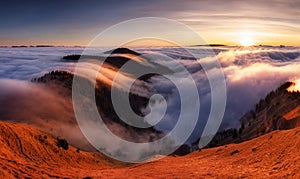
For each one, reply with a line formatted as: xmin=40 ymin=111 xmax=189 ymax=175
xmin=1 ymin=43 xmax=299 ymax=48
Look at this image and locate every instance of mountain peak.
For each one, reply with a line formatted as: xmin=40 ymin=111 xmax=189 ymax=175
xmin=104 ymin=47 xmax=141 ymax=56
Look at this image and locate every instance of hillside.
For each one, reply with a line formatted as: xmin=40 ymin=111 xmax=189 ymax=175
xmin=0 ymin=122 xmax=125 ymax=178
xmin=0 ymin=121 xmax=299 ymax=178
xmin=31 ymin=70 xmax=163 ymax=145
xmin=205 ymin=82 xmax=300 ymax=148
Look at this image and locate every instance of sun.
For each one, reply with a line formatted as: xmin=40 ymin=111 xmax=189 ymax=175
xmin=238 ymin=31 xmax=254 ymax=46
xmin=240 ymin=36 xmax=253 ymax=46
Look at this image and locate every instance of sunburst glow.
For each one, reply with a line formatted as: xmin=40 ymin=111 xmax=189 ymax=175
xmin=240 ymin=36 xmax=253 ymax=46
xmin=239 ymin=31 xmax=254 ymax=46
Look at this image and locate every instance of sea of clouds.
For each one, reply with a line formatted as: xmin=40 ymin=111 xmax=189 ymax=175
xmin=0 ymin=46 xmax=300 ymax=148
xmin=139 ymin=46 xmax=300 ymax=143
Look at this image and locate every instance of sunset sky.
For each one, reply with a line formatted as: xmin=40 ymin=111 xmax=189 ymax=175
xmin=0 ymin=0 xmax=299 ymax=46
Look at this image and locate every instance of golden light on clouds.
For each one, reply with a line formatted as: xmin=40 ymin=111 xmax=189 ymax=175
xmin=288 ymin=79 xmax=300 ymax=92
xmin=122 ymin=38 xmax=179 ymax=47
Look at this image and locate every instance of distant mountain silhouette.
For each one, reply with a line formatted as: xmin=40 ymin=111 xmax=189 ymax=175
xmin=62 ymin=54 xmax=89 ymax=61
xmin=62 ymin=48 xmax=173 ymax=81
xmin=191 ymin=44 xmax=226 ymax=47
xmin=104 ymin=47 xmax=141 ymax=56
xmin=11 ymin=45 xmax=55 ymax=48
xmin=62 ymin=48 xmax=140 ymax=61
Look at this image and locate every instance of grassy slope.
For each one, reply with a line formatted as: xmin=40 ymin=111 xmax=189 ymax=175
xmin=0 ymin=121 xmax=299 ymax=178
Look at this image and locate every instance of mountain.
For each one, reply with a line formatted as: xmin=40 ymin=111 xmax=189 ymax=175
xmin=204 ymin=81 xmax=300 ymax=148
xmin=31 ymin=70 xmax=163 ymax=145
xmin=30 ymin=48 xmax=169 ymax=148
xmin=0 ymin=121 xmax=299 ymax=178
xmin=62 ymin=47 xmax=173 ymax=80
xmin=104 ymin=47 xmax=141 ymax=56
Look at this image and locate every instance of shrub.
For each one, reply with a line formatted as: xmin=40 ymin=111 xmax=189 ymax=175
xmin=57 ymin=138 xmax=69 ymax=150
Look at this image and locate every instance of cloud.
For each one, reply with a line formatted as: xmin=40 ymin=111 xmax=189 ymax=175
xmin=0 ymin=80 xmax=150 ymax=148
xmin=0 ymin=79 xmax=94 ymax=149
xmin=1 ymin=46 xmax=300 ymax=149
xmin=137 ymin=46 xmax=300 ymax=143
xmin=0 ymin=47 xmax=83 ymax=80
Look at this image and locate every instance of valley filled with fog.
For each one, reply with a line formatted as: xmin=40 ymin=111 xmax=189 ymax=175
xmin=1 ymin=46 xmax=300 ymax=147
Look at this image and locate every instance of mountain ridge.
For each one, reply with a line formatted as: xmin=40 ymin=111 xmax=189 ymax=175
xmin=202 ymin=81 xmax=300 ymax=148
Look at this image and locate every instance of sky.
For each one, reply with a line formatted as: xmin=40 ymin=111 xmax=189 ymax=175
xmin=0 ymin=0 xmax=299 ymax=46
